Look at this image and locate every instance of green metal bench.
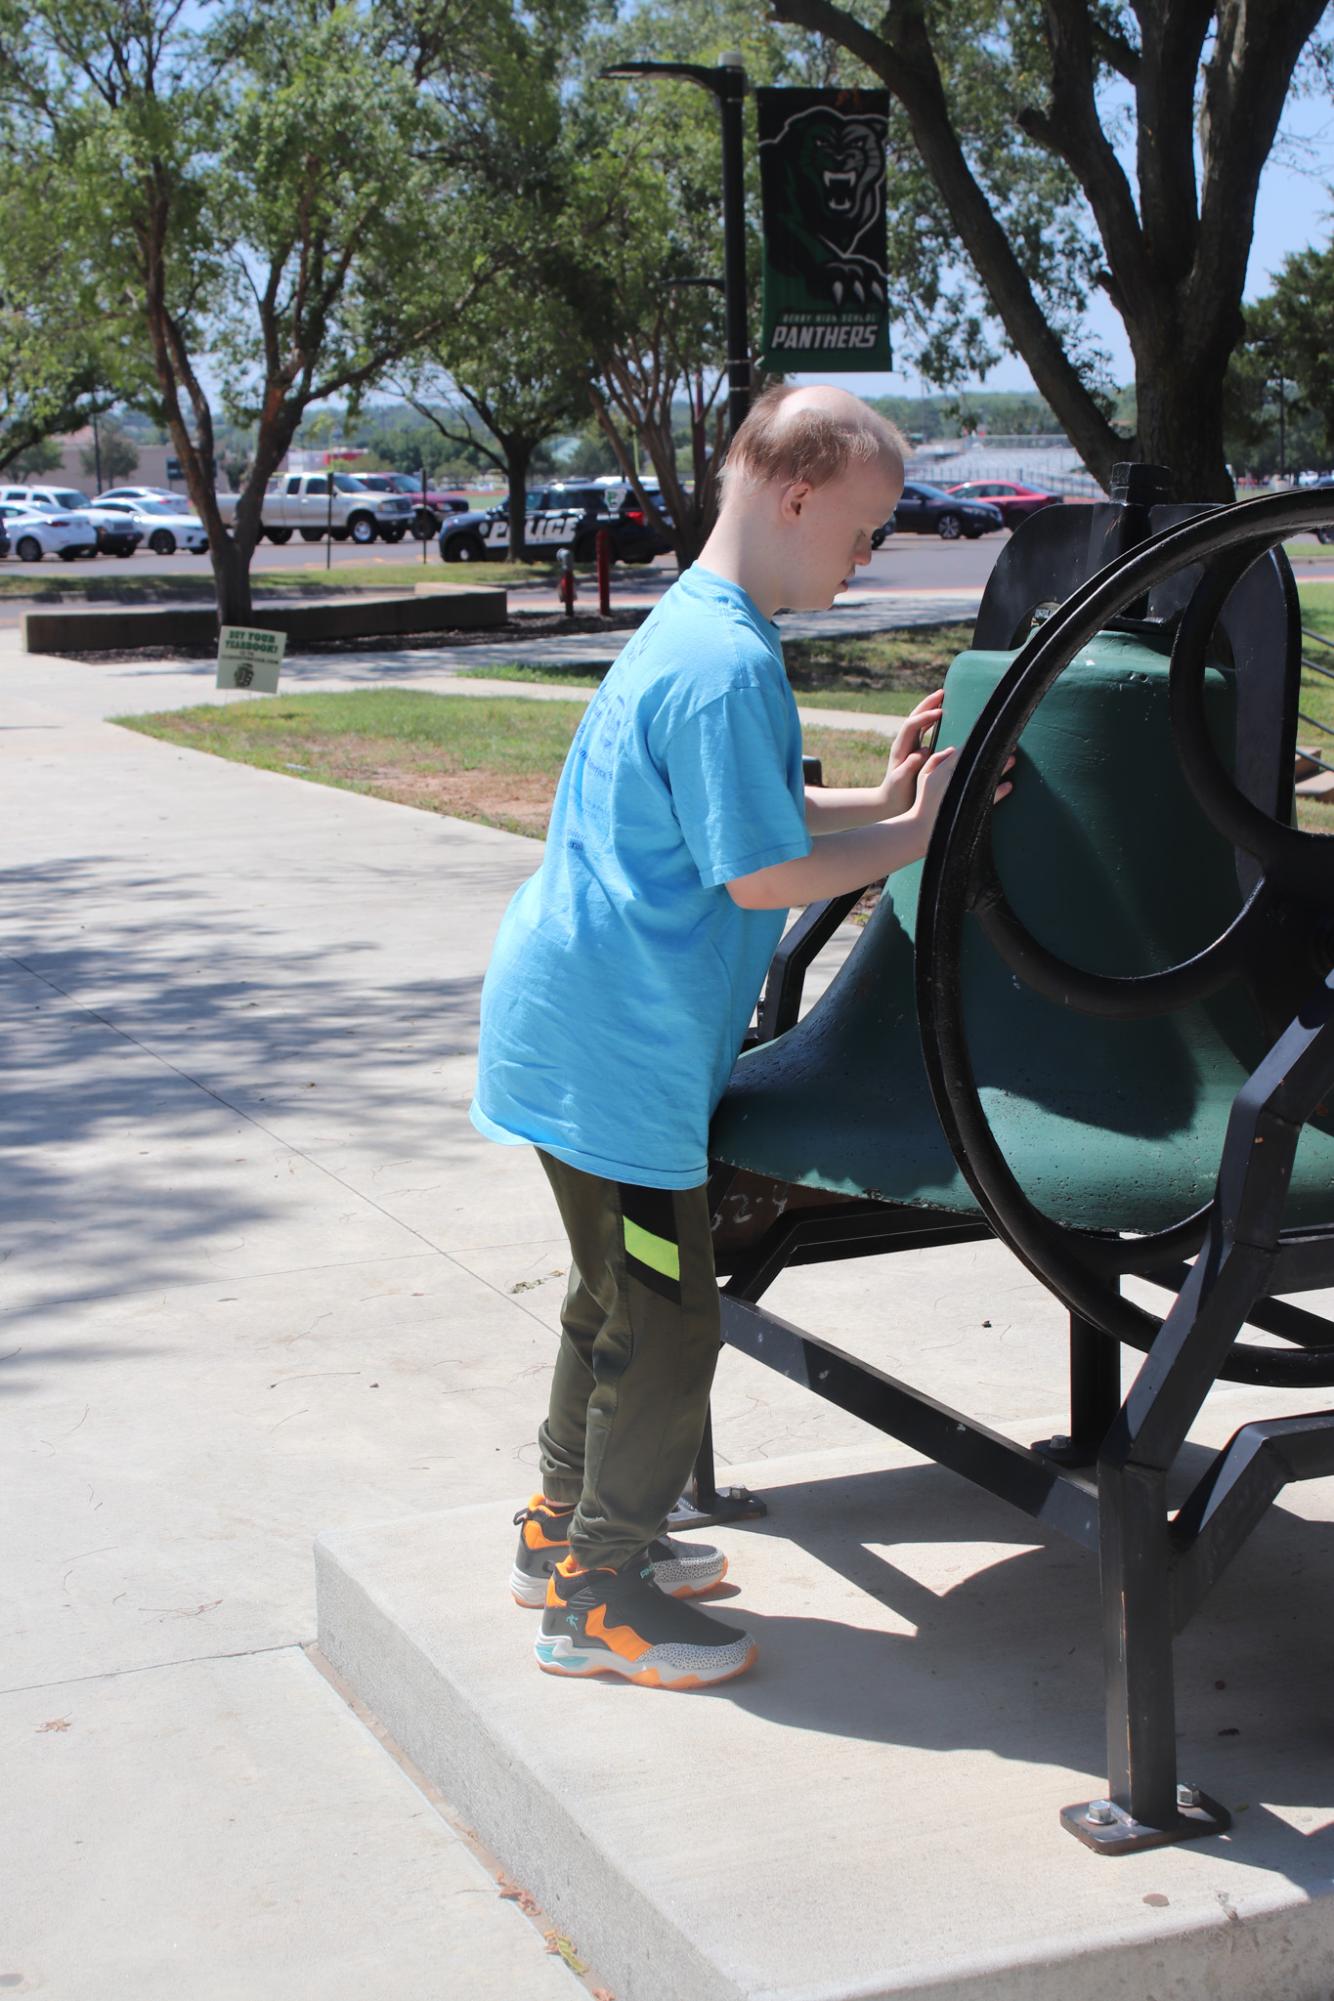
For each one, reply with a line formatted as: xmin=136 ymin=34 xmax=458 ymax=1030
xmin=700 ymin=468 xmax=1334 ymax=1852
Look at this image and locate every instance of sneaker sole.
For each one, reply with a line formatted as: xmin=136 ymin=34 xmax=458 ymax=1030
xmin=511 ymin=1557 xmax=728 ymax=1609
xmin=510 ymin=1563 xmax=551 ymax=1608
xmin=534 ymin=1633 xmax=757 ymax=1689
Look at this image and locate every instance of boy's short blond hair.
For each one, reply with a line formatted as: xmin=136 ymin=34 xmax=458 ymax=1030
xmin=722 ymin=383 xmax=906 ymax=494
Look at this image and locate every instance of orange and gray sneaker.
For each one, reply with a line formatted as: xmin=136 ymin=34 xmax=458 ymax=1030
xmin=535 ymin=1552 xmax=757 ymax=1688
xmin=510 ymin=1494 xmax=728 ymax=1607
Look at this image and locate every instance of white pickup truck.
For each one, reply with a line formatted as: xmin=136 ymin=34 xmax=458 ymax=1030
xmin=215 ymin=471 xmax=416 ymax=545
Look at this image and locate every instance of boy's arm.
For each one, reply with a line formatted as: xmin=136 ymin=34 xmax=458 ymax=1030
xmin=730 ymin=747 xmax=958 ymax=910
xmin=803 ymin=688 xmax=945 ymax=836
xmin=734 ymin=743 xmax=1014 ymax=911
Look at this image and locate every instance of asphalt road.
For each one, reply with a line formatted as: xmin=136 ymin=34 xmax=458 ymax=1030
xmin=2 ymin=525 xmax=1009 ymax=591
xmin=9 ymin=525 xmax=1334 ymax=604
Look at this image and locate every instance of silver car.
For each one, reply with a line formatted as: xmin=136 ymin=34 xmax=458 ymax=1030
xmin=97 ymin=486 xmax=192 ymax=510
xmin=95 ymin=498 xmax=209 ymax=555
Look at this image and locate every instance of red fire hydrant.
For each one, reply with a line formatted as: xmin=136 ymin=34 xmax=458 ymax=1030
xmin=557 ymin=546 xmax=577 ymax=618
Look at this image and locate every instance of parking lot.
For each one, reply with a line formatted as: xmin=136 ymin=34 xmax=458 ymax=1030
xmin=9 ymin=518 xmax=1334 ymax=606
xmin=0 ymin=527 xmax=1010 ymax=590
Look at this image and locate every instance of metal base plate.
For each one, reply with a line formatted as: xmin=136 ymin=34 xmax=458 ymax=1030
xmin=1031 ymin=1432 xmax=1098 ymax=1469
xmin=1061 ymin=1790 xmax=1230 ymax=1853
xmin=672 ymin=1485 xmax=768 ymax=1532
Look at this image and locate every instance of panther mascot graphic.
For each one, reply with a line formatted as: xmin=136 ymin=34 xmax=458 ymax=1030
xmin=760 ymin=100 xmax=888 ymax=307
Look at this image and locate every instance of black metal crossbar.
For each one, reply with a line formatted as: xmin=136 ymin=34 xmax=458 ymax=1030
xmin=719 ymin=1291 xmax=1100 ymax=1549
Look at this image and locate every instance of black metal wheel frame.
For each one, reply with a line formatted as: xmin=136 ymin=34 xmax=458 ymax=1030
xmin=916 ymin=485 xmax=1334 ymax=1389
xmin=904 ymin=484 xmax=1334 ymax=1848
xmin=698 ymin=485 xmax=1334 ymax=1850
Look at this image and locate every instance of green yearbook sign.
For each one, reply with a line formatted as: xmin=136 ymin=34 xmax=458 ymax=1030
xmin=216 ymin=624 xmax=286 ymax=692
xmin=756 ymin=87 xmax=891 ymax=371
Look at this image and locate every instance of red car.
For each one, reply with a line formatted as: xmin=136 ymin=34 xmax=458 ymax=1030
xmin=354 ymin=472 xmax=471 ymax=539
xmin=946 ymin=481 xmax=1063 ymax=529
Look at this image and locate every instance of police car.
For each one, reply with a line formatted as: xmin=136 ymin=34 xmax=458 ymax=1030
xmin=437 ymin=482 xmax=668 ymax=564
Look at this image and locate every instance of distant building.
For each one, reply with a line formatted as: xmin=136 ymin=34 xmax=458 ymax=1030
xmin=50 ymin=427 xmax=174 ymax=494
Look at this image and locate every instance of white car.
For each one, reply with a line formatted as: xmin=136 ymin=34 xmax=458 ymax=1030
xmin=0 ymin=481 xmax=96 ymax=513
xmin=95 ymin=497 xmax=209 ymax=554
xmin=0 ymin=482 xmax=142 ymax=556
xmin=0 ymin=503 xmax=94 ymax=562
xmin=97 ymin=485 xmax=192 ymax=511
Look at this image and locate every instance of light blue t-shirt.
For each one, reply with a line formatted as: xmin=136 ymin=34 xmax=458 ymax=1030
xmin=470 ymin=564 xmax=812 ymax=1188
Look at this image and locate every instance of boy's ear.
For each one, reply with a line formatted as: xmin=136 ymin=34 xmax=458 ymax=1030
xmin=780 ymin=480 xmax=813 ymax=522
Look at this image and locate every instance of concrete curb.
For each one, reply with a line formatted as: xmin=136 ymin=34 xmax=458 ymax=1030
xmin=21 ymin=585 xmax=507 ymax=653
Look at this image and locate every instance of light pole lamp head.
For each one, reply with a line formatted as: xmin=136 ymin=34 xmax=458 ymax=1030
xmin=598 ymin=57 xmax=746 ymax=97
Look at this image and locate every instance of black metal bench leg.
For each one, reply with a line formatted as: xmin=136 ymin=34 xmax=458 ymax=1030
xmin=1033 ymin=1310 xmax=1122 ymax=1466
xmin=673 ymin=1404 xmax=768 ymax=1532
xmin=1062 ymin=1457 xmax=1228 ymax=1850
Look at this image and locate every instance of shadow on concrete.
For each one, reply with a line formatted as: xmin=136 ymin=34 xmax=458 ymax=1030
xmin=0 ymin=1338 xmax=166 ymax=1398
xmin=706 ymin=1456 xmax=1334 ymax=1892
xmin=1 ymin=852 xmax=493 ymax=1338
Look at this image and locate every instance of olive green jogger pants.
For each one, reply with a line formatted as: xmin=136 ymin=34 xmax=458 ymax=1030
xmin=536 ymin=1150 xmax=722 ymax=1570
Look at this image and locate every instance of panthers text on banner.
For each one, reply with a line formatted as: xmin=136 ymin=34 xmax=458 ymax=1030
xmin=756 ymin=87 xmax=892 ymax=374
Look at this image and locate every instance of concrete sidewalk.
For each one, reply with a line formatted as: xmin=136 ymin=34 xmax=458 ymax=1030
xmin=3 ymin=632 xmax=609 ymax=1997
xmin=3 ymin=622 xmax=869 ymax=1998
xmin=8 ymin=621 xmax=1334 ymax=2000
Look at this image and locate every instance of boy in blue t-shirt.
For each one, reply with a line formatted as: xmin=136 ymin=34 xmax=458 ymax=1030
xmin=472 ymin=383 xmax=974 ymax=1690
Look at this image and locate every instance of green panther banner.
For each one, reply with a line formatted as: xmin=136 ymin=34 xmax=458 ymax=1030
xmin=756 ymin=87 xmax=892 ymax=372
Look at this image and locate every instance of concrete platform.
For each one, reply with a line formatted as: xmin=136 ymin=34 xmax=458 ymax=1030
xmin=21 ymin=586 xmax=507 ymax=654
xmin=318 ymin=1441 xmax=1334 ymax=2001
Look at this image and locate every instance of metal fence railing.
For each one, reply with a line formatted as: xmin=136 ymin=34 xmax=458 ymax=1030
xmin=901 ymin=457 xmax=1103 ymax=498
xmin=1299 ymin=624 xmax=1334 ymax=776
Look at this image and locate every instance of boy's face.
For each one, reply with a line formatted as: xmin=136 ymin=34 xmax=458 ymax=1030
xmin=779 ymin=453 xmax=903 ymax=611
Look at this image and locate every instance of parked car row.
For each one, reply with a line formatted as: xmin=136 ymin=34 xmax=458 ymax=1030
xmin=352 ymin=471 xmax=471 ymax=539
xmin=873 ymin=479 xmax=1063 ymax=545
xmin=214 ymin=470 xmax=473 ymax=544
xmin=0 ymin=471 xmax=476 ymax=561
xmin=0 ymin=481 xmax=213 ymax=560
xmin=438 ymin=480 xmax=670 ymax=564
xmin=0 ymin=467 xmax=1066 ymax=566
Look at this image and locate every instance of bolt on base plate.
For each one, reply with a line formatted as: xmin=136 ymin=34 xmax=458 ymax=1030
xmin=671 ymin=1485 xmax=768 ymax=1532
xmin=1030 ymin=1431 xmax=1098 ymax=1468
xmin=1061 ymin=1787 xmax=1230 ymax=1853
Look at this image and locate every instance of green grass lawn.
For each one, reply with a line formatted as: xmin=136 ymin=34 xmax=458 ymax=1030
xmin=113 ymin=586 xmax=1334 ymax=837
xmin=115 ymin=689 xmax=892 ymax=840
xmin=1298 ymin=581 xmax=1334 ymax=732
xmin=1294 ymin=584 xmax=1334 ymax=830
xmin=453 ymin=589 xmax=1334 ymax=742
xmin=454 ymin=622 xmax=973 ymax=716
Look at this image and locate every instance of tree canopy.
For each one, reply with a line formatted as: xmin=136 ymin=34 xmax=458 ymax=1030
xmin=763 ymin=0 xmax=1332 ymax=498
xmin=0 ymin=0 xmax=581 ymax=618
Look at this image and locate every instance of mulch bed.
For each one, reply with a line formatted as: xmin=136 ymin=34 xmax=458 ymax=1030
xmin=40 ymin=607 xmax=649 ymax=666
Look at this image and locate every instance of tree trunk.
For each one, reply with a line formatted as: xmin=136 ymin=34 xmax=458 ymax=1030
xmin=1132 ymin=351 xmax=1233 ymax=502
xmin=667 ymin=514 xmax=709 ymax=569
xmin=197 ymin=410 xmax=300 ymax=631
xmin=505 ymin=439 xmax=532 ymax=562
xmin=209 ymin=531 xmax=255 ymax=627
xmin=587 ymin=383 xmax=719 ymax=573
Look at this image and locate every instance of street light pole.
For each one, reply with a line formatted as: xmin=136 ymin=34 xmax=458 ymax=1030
xmin=599 ymin=54 xmax=752 ymax=439
xmin=1252 ymin=335 xmax=1289 ymax=486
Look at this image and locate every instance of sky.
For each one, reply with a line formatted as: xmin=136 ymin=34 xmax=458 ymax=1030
xmin=791 ymin=84 xmax=1334 ymax=404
